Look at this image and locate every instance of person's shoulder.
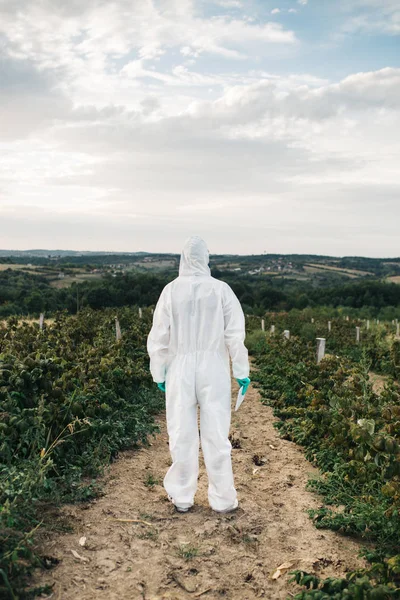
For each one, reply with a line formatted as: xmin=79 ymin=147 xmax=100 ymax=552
xmin=210 ymin=276 xmax=223 ymax=285
xmin=160 ymin=280 xmax=176 ymax=295
xmin=212 ymin=277 xmax=230 ymax=288
xmin=211 ymin=278 xmax=232 ymax=293
xmin=165 ymin=279 xmax=177 ymax=288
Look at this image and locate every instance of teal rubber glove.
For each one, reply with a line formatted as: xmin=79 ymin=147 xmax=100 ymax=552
xmin=157 ymin=382 xmax=166 ymax=393
xmin=236 ymin=377 xmax=250 ymax=394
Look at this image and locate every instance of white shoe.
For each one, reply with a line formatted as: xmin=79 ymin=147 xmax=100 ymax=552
xmin=168 ymin=495 xmax=192 ymax=513
xmin=213 ymin=501 xmax=239 ymax=514
xmin=175 ymin=505 xmax=190 ymax=513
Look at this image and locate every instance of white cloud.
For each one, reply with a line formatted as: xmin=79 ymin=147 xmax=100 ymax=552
xmin=180 ymin=46 xmax=201 ymax=58
xmin=288 ymin=8 xmax=298 ymax=13
xmin=271 ymin=9 xmax=281 ymax=15
xmin=138 ymin=45 xmax=165 ymax=60
xmin=186 ymin=68 xmax=400 ymax=128
xmin=0 ymin=1 xmax=297 ymax=115
xmin=215 ymin=0 xmax=243 ymax=7
xmin=298 ymin=0 xmax=308 ymax=4
xmin=0 ymin=1 xmax=399 ymax=255
xmin=171 ymin=65 xmax=225 ymax=85
xmin=0 ymin=0 xmax=296 ymax=78
xmin=340 ymin=0 xmax=400 ymax=34
xmin=2 ymin=65 xmax=399 ymax=252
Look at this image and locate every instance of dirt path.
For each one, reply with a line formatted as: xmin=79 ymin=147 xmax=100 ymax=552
xmin=34 ymin=378 xmax=366 ymax=600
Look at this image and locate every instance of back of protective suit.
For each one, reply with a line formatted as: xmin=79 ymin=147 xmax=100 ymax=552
xmin=147 ymin=235 xmax=249 ymax=384
xmin=147 ymin=235 xmax=249 ymax=512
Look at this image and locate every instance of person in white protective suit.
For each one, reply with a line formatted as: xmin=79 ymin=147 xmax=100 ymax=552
xmin=147 ymin=236 xmax=250 ymax=513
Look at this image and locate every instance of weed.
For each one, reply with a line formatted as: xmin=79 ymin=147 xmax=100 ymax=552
xmin=139 ymin=512 xmax=154 ymax=521
xmin=138 ymin=529 xmax=158 ymax=541
xmin=177 ymin=544 xmax=200 ymax=561
xmin=144 ymin=473 xmax=160 ymax=488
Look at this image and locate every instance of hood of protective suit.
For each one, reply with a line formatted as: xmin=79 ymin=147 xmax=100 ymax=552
xmin=179 ymin=236 xmax=211 ymax=277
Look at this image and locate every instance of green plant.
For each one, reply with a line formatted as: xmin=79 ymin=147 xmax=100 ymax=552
xmin=0 ymin=308 xmax=163 ymax=598
xmin=244 ymin=330 xmax=268 ymax=355
xmin=177 ymin=545 xmax=200 ymax=561
xmin=252 ymin=322 xmax=400 ymax=596
xmin=144 ymin=473 xmax=160 ymax=488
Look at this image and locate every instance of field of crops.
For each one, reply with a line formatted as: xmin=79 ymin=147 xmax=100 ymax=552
xmin=0 ymin=308 xmax=162 ymax=598
xmin=2 ymin=308 xmax=400 ymax=598
xmin=248 ymin=315 xmax=400 ymax=597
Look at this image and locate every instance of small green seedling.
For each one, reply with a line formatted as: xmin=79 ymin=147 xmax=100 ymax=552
xmin=144 ymin=473 xmax=159 ymax=488
xmin=177 ymin=544 xmax=199 ymax=560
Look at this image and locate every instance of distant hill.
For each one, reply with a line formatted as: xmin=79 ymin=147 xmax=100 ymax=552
xmin=0 ymin=249 xmax=149 ymax=257
xmin=1 ymin=249 xmax=399 ymax=260
xmin=0 ymin=250 xmax=399 ymax=279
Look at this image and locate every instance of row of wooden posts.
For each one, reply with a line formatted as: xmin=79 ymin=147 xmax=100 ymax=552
xmin=259 ymin=317 xmax=400 ymax=364
xmin=265 ymin=327 xmax=325 ymax=363
xmin=112 ymin=314 xmax=329 ymax=362
xmin=259 ymin=317 xmax=400 ymax=338
xmin=37 ymin=311 xmax=400 ymax=358
xmin=38 ymin=307 xmax=148 ymax=333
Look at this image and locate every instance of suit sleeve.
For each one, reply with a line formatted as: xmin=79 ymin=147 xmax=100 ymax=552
xmin=147 ymin=286 xmax=171 ymax=383
xmin=222 ymin=284 xmax=250 ymax=379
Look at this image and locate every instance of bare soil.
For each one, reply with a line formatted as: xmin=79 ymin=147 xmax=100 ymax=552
xmin=369 ymin=372 xmax=389 ymax=395
xmin=33 ymin=378 xmax=366 ymax=600
xmin=387 ymin=276 xmax=400 ymax=284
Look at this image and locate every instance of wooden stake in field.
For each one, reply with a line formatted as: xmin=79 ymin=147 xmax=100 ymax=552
xmin=283 ymin=330 xmax=290 ymax=340
xmin=311 ymin=318 xmax=314 ymax=324
xmin=316 ymin=338 xmax=326 ymax=364
xmin=115 ymin=317 xmax=122 ymax=341
xmin=39 ymin=313 xmax=44 ymax=331
xmin=328 ymin=321 xmax=331 ymax=332
xmin=356 ymin=326 xmax=360 ymax=344
xmin=139 ymin=307 xmax=143 ymax=318
xmin=367 ymin=319 xmax=370 ymax=330
xmin=270 ymin=325 xmax=275 ymax=334
xmin=261 ymin=319 xmax=265 ymax=331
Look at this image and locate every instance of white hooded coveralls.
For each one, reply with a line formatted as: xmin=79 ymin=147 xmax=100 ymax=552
xmin=147 ymin=236 xmax=249 ymax=511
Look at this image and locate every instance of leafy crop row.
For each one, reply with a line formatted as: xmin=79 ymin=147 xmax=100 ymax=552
xmin=0 ymin=308 xmax=162 ymax=599
xmin=246 ymin=313 xmax=399 ymax=379
xmin=253 ymin=329 xmax=400 ymax=598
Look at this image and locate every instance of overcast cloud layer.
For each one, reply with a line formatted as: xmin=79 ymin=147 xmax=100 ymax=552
xmin=0 ymin=0 xmax=399 ymax=256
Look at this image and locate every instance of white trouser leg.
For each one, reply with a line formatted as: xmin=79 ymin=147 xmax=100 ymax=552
xmin=163 ymin=356 xmax=199 ymax=508
xmin=197 ymin=352 xmax=237 ymax=512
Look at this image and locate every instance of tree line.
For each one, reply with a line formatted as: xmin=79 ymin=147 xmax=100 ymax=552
xmin=1 ymin=268 xmax=400 ymax=319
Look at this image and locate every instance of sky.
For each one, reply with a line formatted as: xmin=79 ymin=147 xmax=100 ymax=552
xmin=0 ymin=0 xmax=399 ymax=257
